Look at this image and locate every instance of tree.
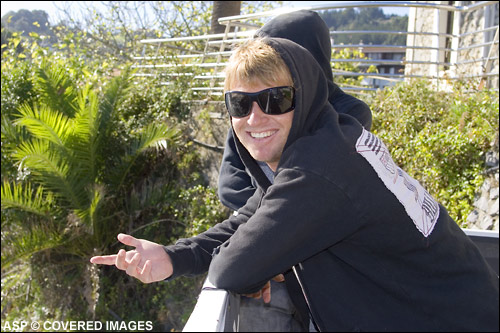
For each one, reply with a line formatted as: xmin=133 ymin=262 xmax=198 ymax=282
xmin=1 ymin=9 xmax=53 ymax=37
xmin=319 ymin=7 xmax=407 ymax=45
xmin=52 ymin=1 xmax=213 ymax=62
xmin=210 ymin=1 xmax=241 ymax=34
xmin=358 ymin=7 xmax=385 ymax=25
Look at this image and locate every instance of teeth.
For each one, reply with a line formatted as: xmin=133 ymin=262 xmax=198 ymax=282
xmin=250 ymin=131 xmax=275 ymax=138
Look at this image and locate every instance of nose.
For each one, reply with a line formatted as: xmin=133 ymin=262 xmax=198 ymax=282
xmin=247 ymin=101 xmax=267 ymax=125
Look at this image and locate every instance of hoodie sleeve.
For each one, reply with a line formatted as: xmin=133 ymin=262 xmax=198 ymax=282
xmin=217 ymin=129 xmax=257 ymax=211
xmin=163 ymin=186 xmax=263 ymax=279
xmin=208 ymin=167 xmax=363 ymax=294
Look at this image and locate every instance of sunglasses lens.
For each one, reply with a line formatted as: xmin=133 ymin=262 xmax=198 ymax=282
xmin=268 ymin=87 xmax=294 ymax=114
xmin=257 ymin=90 xmax=271 ymax=113
xmin=225 ymin=86 xmax=295 ymax=118
xmin=226 ymin=92 xmax=252 ymax=118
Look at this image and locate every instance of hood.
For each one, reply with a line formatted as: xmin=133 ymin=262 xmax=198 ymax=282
xmin=255 ymin=10 xmax=341 ymax=97
xmin=232 ymin=37 xmax=334 ymax=190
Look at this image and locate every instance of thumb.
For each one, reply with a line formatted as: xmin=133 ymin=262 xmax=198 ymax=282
xmin=117 ymin=233 xmax=140 ymax=247
xmin=272 ymin=274 xmax=285 ymax=282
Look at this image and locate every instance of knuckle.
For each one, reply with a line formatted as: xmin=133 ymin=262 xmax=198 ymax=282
xmin=116 ymin=259 xmax=126 ymax=270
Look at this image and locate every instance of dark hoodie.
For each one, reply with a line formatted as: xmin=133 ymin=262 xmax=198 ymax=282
xmin=164 ymin=37 xmax=499 ymax=331
xmin=218 ymin=10 xmax=372 ymax=211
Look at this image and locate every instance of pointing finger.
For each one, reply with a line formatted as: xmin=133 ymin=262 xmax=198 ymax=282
xmin=90 ymin=255 xmax=117 ymax=265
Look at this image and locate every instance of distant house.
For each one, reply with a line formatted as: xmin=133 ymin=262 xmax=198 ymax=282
xmin=358 ymin=46 xmax=406 ymax=89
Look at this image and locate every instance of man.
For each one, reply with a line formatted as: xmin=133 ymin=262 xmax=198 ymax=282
xmin=218 ymin=10 xmax=372 ymax=212
xmin=217 ymin=11 xmax=374 ymax=331
xmin=92 ymin=37 xmax=499 ymax=331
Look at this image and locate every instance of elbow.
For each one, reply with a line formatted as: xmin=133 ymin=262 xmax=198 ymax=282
xmin=208 ymin=255 xmax=262 ymax=294
xmin=208 ymin=261 xmax=244 ymax=292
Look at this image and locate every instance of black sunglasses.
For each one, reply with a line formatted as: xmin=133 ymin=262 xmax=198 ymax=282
xmin=225 ymin=86 xmax=295 ymax=118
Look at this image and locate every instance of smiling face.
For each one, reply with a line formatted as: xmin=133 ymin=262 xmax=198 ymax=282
xmin=230 ymin=80 xmax=294 ymax=172
xmin=224 ymin=39 xmax=295 ymax=172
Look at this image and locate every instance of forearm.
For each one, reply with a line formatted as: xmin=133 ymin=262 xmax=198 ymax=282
xmin=164 ymin=189 xmax=261 ymax=279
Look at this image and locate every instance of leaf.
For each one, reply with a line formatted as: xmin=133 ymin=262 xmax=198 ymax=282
xmin=1 ymin=222 xmax=66 ymax=269
xmin=113 ymin=123 xmax=180 ymax=189
xmin=15 ymin=103 xmax=73 ymax=147
xmin=1 ymin=180 xmax=55 ymax=217
xmin=13 ymin=138 xmax=85 ymax=209
xmin=33 ymin=59 xmax=78 ymax=117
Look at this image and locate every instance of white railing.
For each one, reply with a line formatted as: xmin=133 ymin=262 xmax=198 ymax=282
xmin=182 ymin=278 xmax=238 ymax=332
xmin=462 ymin=228 xmax=499 ymax=276
xmin=133 ymin=1 xmax=499 ymax=99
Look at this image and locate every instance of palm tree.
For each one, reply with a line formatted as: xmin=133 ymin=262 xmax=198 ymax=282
xmin=1 ymin=61 xmax=180 ymax=314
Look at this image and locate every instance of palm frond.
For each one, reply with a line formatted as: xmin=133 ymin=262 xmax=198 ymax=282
xmin=89 ymin=184 xmax=105 ymax=232
xmin=33 ymin=59 xmax=77 ymax=117
xmin=1 ymin=180 xmax=56 ymax=217
xmin=115 ymin=123 xmax=180 ymax=189
xmin=98 ymin=66 xmax=133 ymax=136
xmin=71 ymin=184 xmax=105 ymax=233
xmin=135 ymin=123 xmax=180 ymax=154
xmin=1 ymin=112 xmax=30 ymax=145
xmin=14 ymin=103 xmax=73 ymax=148
xmin=1 ymin=222 xmax=66 ymax=269
xmin=71 ymin=85 xmax=100 ymax=181
xmin=12 ymin=99 xmax=99 ymax=214
xmin=14 ymin=139 xmax=85 ymax=209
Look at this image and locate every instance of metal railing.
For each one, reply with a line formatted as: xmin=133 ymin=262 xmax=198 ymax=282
xmin=182 ymin=278 xmax=237 ymax=332
xmin=133 ymin=1 xmax=499 ymax=100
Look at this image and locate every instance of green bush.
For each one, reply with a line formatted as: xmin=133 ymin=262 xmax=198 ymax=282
xmin=369 ymin=79 xmax=498 ymax=225
xmin=331 ymin=48 xmax=378 ymax=88
xmin=1 ymin=31 xmax=227 ymax=331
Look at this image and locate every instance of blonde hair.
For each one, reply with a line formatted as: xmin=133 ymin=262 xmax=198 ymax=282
xmin=224 ymin=38 xmax=293 ymax=92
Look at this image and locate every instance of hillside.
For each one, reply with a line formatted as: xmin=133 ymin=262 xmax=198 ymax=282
xmin=319 ymin=7 xmax=408 ymax=45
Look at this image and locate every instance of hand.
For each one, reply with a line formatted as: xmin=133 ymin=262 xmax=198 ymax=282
xmin=243 ymin=274 xmax=285 ymax=303
xmin=90 ymin=233 xmax=173 ymax=283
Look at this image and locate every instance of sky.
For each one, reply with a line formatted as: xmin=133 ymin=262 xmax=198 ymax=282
xmin=1 ymin=1 xmax=409 ymax=24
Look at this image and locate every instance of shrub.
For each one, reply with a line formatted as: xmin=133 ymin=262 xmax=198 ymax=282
xmin=1 ymin=31 xmax=227 ymax=331
xmin=369 ymin=79 xmax=498 ymax=225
